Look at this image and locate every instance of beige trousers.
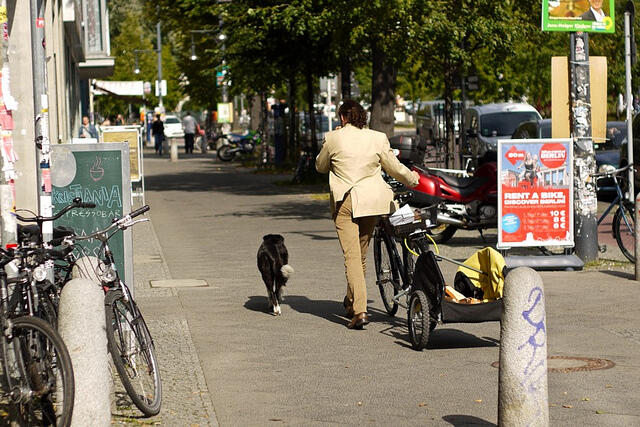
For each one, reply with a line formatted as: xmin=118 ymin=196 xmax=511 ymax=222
xmin=334 ymin=193 xmax=378 ymax=315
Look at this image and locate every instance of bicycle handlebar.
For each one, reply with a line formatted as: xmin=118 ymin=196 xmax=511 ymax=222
xmin=591 ymin=164 xmax=633 ymax=179
xmin=71 ymin=205 xmax=151 ymax=243
xmin=16 ymin=197 xmax=95 ymax=223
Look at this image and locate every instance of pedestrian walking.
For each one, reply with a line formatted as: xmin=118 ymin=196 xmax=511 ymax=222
xmin=152 ymin=114 xmax=165 ymax=156
xmin=78 ymin=116 xmax=98 ymax=139
xmin=315 ymin=100 xmax=420 ymax=330
xmin=182 ymin=112 xmax=197 ymax=154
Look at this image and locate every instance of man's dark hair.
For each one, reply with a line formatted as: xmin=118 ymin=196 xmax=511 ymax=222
xmin=156 ymin=114 xmax=161 ymax=119
xmin=338 ymin=100 xmax=367 ymax=129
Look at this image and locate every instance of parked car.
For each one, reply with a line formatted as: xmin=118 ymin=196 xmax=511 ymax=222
xmin=510 ymin=119 xmax=551 ymax=139
xmin=617 ymin=117 xmax=639 ymax=194
xmin=163 ymin=114 xmax=185 ymax=139
xmin=593 ymin=121 xmax=626 ymax=197
xmin=465 ymin=102 xmax=542 ymax=157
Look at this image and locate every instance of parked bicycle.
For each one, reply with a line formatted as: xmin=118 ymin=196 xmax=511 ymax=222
xmin=594 ymin=164 xmax=635 ymax=262
xmin=0 ymin=239 xmax=78 ymax=424
xmin=539 ymin=164 xmax=635 ymax=262
xmin=292 ymin=150 xmax=314 ymax=184
xmin=58 ymin=205 xmax=162 ymax=417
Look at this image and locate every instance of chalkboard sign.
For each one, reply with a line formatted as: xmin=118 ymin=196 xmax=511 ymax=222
xmin=50 ymin=143 xmax=132 ymax=286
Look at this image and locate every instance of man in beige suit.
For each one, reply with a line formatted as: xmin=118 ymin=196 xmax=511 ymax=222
xmin=316 ymin=100 xmax=420 ymax=329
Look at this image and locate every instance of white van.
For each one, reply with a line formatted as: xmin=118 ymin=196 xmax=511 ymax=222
xmin=464 ymin=102 xmax=542 ymax=156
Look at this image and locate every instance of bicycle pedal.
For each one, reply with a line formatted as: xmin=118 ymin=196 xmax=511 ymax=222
xmin=598 ymin=244 xmax=607 ymax=253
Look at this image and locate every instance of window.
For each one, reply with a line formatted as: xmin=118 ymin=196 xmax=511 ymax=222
xmin=480 ymin=112 xmax=540 ymax=137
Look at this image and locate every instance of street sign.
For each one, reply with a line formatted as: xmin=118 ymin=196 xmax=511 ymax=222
xmin=497 ymin=138 xmax=574 ymax=249
xmin=466 ymin=75 xmax=479 ymax=91
xmin=155 ymin=80 xmax=167 ymax=97
xmin=542 ymin=0 xmax=615 ymax=33
xmin=217 ymin=102 xmax=233 ymax=124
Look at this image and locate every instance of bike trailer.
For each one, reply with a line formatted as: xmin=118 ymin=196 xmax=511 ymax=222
xmin=412 ymin=249 xmax=503 ymax=324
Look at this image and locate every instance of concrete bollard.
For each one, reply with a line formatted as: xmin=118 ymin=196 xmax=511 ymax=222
xmin=498 ymin=267 xmax=549 ymax=427
xmin=58 ymin=277 xmax=111 ymax=426
xmin=170 ymin=139 xmax=178 ymax=162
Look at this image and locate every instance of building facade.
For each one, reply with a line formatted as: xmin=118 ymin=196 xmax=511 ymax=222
xmin=8 ymin=0 xmax=113 ymax=211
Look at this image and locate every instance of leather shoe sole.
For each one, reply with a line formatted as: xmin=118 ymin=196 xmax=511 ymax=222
xmin=347 ymin=313 xmax=369 ymax=330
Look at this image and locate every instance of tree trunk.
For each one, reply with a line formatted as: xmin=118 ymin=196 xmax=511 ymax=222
xmin=249 ymin=94 xmax=261 ymax=132
xmin=370 ymin=42 xmax=396 ymax=137
xmin=306 ymin=69 xmax=318 ymax=157
xmin=340 ymin=55 xmax=351 ymax=101
xmin=288 ymin=75 xmax=297 ymax=162
xmin=443 ymin=64 xmax=457 ymax=169
xmin=260 ymin=92 xmax=268 ymax=136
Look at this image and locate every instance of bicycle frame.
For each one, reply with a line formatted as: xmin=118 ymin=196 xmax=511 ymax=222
xmin=596 ymin=173 xmax=629 ymax=227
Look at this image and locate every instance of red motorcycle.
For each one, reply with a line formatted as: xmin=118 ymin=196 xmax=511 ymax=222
xmin=407 ymin=158 xmax=498 ymax=243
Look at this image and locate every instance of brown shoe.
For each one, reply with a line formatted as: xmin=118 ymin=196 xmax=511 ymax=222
xmin=347 ymin=312 xmax=369 ymax=330
xmin=343 ymin=296 xmax=354 ymax=318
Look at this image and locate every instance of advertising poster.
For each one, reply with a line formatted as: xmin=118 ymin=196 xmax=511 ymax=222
xmin=542 ymin=0 xmax=615 ymax=33
xmin=497 ymin=139 xmax=573 ymax=248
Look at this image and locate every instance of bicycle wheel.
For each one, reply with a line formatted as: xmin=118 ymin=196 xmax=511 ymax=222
xmin=105 ymin=289 xmax=162 ymax=417
xmin=0 ymin=316 xmax=74 ymax=426
xmin=407 ymin=290 xmax=435 ymax=351
xmin=374 ymin=231 xmax=400 ymax=316
xmin=613 ymin=201 xmax=635 ymax=263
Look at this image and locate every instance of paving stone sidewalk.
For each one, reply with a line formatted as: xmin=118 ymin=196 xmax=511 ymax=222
xmin=112 ymin=213 xmax=218 ymax=426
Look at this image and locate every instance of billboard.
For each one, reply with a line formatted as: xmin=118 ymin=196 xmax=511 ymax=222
xmin=542 ymin=0 xmax=615 ymax=33
xmin=497 ymin=139 xmax=574 ymax=249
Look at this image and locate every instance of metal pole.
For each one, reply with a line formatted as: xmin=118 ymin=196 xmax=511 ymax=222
xmin=627 ymin=3 xmax=640 ymax=279
xmin=625 ymin=9 xmax=635 ymax=199
xmin=30 ymin=0 xmax=52 ymax=243
xmin=0 ymin=0 xmax=16 ymax=248
xmin=569 ymin=32 xmax=598 ymax=262
xmin=156 ymin=21 xmax=163 ymax=109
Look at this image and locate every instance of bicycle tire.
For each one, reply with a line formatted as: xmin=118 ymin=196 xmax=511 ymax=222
xmin=373 ymin=230 xmax=400 ymax=316
xmin=0 ymin=315 xmax=74 ymax=426
xmin=613 ymin=201 xmax=635 ymax=263
xmin=407 ymin=290 xmax=435 ymax=351
xmin=105 ymin=289 xmax=162 ymax=417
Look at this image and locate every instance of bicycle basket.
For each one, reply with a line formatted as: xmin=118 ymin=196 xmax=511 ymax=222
xmin=384 ymin=205 xmax=438 ymax=238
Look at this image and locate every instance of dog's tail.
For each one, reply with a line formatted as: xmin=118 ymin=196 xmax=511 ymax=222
xmin=280 ymin=264 xmax=294 ymax=278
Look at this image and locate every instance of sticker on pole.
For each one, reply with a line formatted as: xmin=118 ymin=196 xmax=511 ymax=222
xmin=497 ymin=139 xmax=574 ymax=249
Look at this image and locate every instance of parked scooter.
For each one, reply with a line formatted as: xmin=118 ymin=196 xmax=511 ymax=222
xmin=407 ymin=152 xmax=498 ymax=243
xmin=216 ymin=130 xmax=262 ymax=162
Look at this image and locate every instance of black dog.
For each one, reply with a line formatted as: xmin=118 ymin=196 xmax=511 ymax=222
xmin=257 ymin=234 xmax=294 ymax=315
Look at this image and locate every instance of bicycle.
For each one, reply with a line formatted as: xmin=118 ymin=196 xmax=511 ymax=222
xmin=59 ymin=204 xmax=162 ymax=417
xmin=292 ymin=150 xmax=314 ymax=184
xmin=0 ymin=248 xmax=75 ymax=426
xmin=594 ymin=164 xmax=635 ymax=262
xmin=373 ymin=185 xmax=440 ymax=349
xmin=538 ymin=164 xmax=635 ymax=262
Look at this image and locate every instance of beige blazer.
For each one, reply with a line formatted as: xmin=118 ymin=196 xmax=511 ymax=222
xmin=315 ymin=124 xmax=419 ymax=218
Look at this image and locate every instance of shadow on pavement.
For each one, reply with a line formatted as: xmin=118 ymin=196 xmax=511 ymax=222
xmin=215 ymin=199 xmax=329 ymax=221
xmin=442 ymin=414 xmax=496 ymax=426
xmin=283 ymin=295 xmax=349 ymax=326
xmin=145 ymin=161 xmax=328 ymax=197
xmin=428 ymin=329 xmax=499 ymax=349
xmin=244 ymin=295 xmax=348 ymax=326
xmin=598 ymin=269 xmax=635 ymax=280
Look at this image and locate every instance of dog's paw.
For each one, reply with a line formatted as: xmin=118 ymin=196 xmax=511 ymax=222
xmin=272 ymin=304 xmax=282 ymax=316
